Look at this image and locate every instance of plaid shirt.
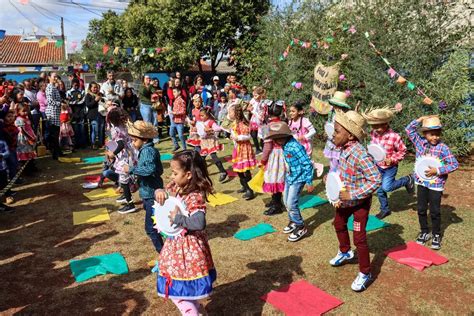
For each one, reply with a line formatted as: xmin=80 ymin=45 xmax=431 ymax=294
xmin=370 ymin=128 xmax=406 ymax=169
xmin=129 ymin=142 xmax=163 ymax=199
xmin=338 ymin=141 xmax=381 ymax=208
xmin=45 ymin=83 xmax=61 ymax=126
xmin=283 ymin=138 xmax=313 ymax=185
xmin=172 ymin=96 xmax=186 ymax=124
xmin=405 ymin=120 xmax=458 ymax=191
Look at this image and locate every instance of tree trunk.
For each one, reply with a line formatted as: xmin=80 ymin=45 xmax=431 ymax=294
xmin=197 ymin=59 xmax=203 ymax=73
xmin=211 ymin=55 xmax=216 ymax=75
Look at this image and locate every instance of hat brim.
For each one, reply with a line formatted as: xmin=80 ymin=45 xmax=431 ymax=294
xmin=367 ymin=118 xmax=392 ymax=125
xmin=420 ymin=126 xmax=442 ymax=132
xmin=335 ymin=116 xmax=366 ymax=141
xmin=266 ymin=132 xmax=292 ymax=140
xmin=128 ymin=128 xmax=157 ymax=139
xmin=328 ymin=99 xmax=351 ymax=109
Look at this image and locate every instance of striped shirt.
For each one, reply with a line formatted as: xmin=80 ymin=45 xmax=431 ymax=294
xmin=405 ymin=120 xmax=458 ymax=191
xmin=338 ymin=141 xmax=381 ymax=208
xmin=370 ymin=128 xmax=406 ymax=169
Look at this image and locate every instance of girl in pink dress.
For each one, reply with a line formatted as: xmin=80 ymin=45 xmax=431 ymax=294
xmin=15 ymin=103 xmax=37 ymax=162
xmin=154 ymin=150 xmax=215 ymax=316
xmin=288 ymin=101 xmax=316 ymax=157
xmin=59 ymin=102 xmax=75 ymax=150
xmin=186 ymin=94 xmax=203 ymax=148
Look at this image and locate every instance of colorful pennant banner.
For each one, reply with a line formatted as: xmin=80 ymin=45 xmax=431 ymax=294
xmin=100 ymin=44 xmax=166 ymax=57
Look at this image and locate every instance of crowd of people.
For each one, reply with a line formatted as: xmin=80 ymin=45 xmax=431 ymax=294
xmin=0 ymin=69 xmax=460 ymax=315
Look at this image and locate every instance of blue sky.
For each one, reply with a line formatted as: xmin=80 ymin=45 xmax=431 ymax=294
xmin=0 ymin=0 xmax=290 ymax=53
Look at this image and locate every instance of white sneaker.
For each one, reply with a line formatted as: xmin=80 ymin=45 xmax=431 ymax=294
xmin=329 ymin=250 xmax=354 ymax=266
xmin=351 ymin=272 xmax=372 ymax=292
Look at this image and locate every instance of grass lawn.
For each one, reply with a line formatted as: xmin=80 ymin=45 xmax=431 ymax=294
xmin=0 ymin=137 xmax=473 ymax=315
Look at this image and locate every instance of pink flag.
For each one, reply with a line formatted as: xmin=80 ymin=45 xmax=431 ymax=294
xmin=70 ymin=41 xmax=78 ymax=51
xmin=388 ymin=68 xmax=397 ymax=78
xmin=19 ymin=0 xmax=29 ymax=4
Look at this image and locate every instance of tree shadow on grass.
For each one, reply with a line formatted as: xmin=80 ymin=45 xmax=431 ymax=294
xmin=206 ymin=255 xmax=304 ymax=315
xmin=207 ymin=214 xmax=250 ymax=239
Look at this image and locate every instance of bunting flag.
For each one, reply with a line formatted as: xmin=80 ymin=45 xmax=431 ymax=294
xmin=0 ymin=30 xmax=5 ymax=40
xmin=363 ymin=31 xmax=437 ymax=106
xmin=55 ymin=39 xmax=64 ymax=48
xmin=18 ymin=66 xmax=27 ymax=73
xmin=113 ymin=47 xmax=120 ymax=55
xmin=38 ymin=37 xmax=48 ymax=48
xmin=70 ymin=41 xmax=78 ymax=51
xmin=19 ymin=0 xmax=29 ymax=4
xmin=34 ymin=66 xmax=42 ymax=71
xmin=133 ymin=47 xmax=139 ymax=55
xmin=102 ymin=44 xmax=110 ymax=55
xmin=278 ymin=34 xmax=341 ymax=61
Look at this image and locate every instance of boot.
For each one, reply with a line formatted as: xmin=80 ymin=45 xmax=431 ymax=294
xmin=216 ymin=161 xmax=228 ymax=183
xmin=237 ymin=187 xmax=246 ymax=193
xmin=243 ymin=189 xmax=255 ymax=200
xmin=264 ymin=204 xmax=283 ymax=216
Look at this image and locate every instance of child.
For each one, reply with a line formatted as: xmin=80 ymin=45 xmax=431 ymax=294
xmin=406 ymin=115 xmax=458 ymax=250
xmin=170 ymin=87 xmax=187 ymax=152
xmin=106 ymin=108 xmax=137 ymax=214
xmin=59 ymin=101 xmax=75 ymax=150
xmin=363 ymin=108 xmax=414 ymax=219
xmin=328 ymin=110 xmax=381 ymax=292
xmin=125 ymin=121 xmax=164 ymax=253
xmin=216 ymin=93 xmax=228 ymax=125
xmin=323 ymin=91 xmax=351 ymax=171
xmin=248 ymin=86 xmax=266 ymax=154
xmin=152 ymin=90 xmax=166 ymax=139
xmin=186 ymin=94 xmax=203 ymax=149
xmin=154 ymin=150 xmax=216 ymax=315
xmin=231 ymin=102 xmax=257 ymax=200
xmin=15 ymin=102 xmax=36 ymax=163
xmin=288 ymin=100 xmax=316 ymax=157
xmin=260 ymin=100 xmax=286 ymax=216
xmin=2 ymin=110 xmax=19 ymax=181
xmin=199 ymin=106 xmax=227 ymax=182
xmin=266 ymin=122 xmax=314 ymax=242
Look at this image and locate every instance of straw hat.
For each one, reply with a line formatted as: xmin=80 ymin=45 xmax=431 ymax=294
xmin=362 ymin=108 xmax=394 ymax=125
xmin=127 ymin=120 xmax=158 ymax=139
xmin=335 ymin=110 xmax=367 ymax=141
xmin=328 ymin=91 xmax=351 ymax=109
xmin=420 ymin=115 xmax=442 ymax=132
xmin=266 ymin=121 xmax=293 ymax=139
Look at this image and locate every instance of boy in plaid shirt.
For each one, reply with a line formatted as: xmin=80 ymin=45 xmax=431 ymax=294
xmin=328 ymin=110 xmax=381 ymax=292
xmin=363 ymin=108 xmax=415 ymax=219
xmin=266 ymin=122 xmax=314 ymax=242
xmin=406 ymin=115 xmax=458 ymax=250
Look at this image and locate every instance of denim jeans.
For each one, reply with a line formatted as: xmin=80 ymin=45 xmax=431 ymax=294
xmin=5 ymin=151 xmax=18 ymax=179
xmin=90 ymin=116 xmax=105 ymax=146
xmin=169 ymin=122 xmax=187 ymax=150
xmin=40 ymin=112 xmax=49 ymax=144
xmin=376 ymin=165 xmax=410 ymax=214
xmin=283 ymin=182 xmax=305 ymax=226
xmin=102 ymin=169 xmax=119 ymax=183
xmin=140 ymin=103 xmax=159 ymax=143
xmin=143 ymin=198 xmax=164 ymax=253
xmin=72 ymin=122 xmax=87 ymax=148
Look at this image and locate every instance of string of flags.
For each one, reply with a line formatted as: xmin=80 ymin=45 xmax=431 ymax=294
xmin=101 ymin=44 xmax=166 ymax=58
xmin=278 ymin=36 xmax=335 ymax=61
xmin=363 ymin=32 xmax=438 ymax=106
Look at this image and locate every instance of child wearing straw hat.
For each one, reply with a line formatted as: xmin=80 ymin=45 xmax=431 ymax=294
xmin=124 ymin=121 xmax=164 ymax=254
xmin=405 ymin=115 xmax=458 ymax=250
xmin=323 ymin=91 xmax=351 ymax=172
xmin=363 ymin=108 xmax=415 ymax=219
xmin=328 ymin=110 xmax=381 ymax=292
xmin=267 ymin=121 xmax=314 ymax=242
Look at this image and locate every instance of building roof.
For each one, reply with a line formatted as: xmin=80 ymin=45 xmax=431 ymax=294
xmin=0 ymin=35 xmax=65 ymax=66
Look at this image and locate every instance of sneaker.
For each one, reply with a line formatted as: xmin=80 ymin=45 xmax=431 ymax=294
xmin=351 ymin=272 xmax=372 ymax=292
xmin=329 ymin=250 xmax=355 ymax=266
xmin=283 ymin=222 xmax=298 ymax=234
xmin=288 ymin=225 xmax=307 ymax=242
xmin=116 ymin=194 xmax=127 ymax=204
xmin=243 ymin=190 xmax=255 ymax=200
xmin=5 ymin=196 xmax=15 ymax=205
xmin=118 ymin=203 xmax=137 ymax=214
xmin=375 ymin=211 xmax=391 ymax=219
xmin=416 ymin=232 xmax=431 ymax=245
xmin=431 ymin=234 xmax=442 ymax=250
xmin=405 ymin=174 xmax=415 ymax=195
xmin=218 ymin=172 xmax=228 ymax=183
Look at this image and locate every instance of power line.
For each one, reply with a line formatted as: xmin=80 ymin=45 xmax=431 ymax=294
xmin=8 ymin=0 xmax=52 ymax=34
xmin=70 ymin=1 xmax=103 ymax=17
xmin=30 ymin=2 xmax=87 ymax=29
xmin=55 ymin=0 xmax=127 ymax=12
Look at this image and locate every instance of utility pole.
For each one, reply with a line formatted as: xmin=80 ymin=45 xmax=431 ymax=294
xmin=60 ymin=17 xmax=67 ymax=63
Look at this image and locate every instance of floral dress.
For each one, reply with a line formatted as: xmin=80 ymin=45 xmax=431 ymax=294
xmin=231 ymin=121 xmax=257 ymax=172
xmin=263 ymin=141 xmax=286 ymax=193
xmin=200 ymin=119 xmax=223 ymax=156
xmin=15 ymin=116 xmax=36 ymax=161
xmin=186 ymin=108 xmax=203 ymax=147
xmin=249 ymin=98 xmax=266 ymax=138
xmin=157 ymin=183 xmax=216 ymax=300
xmin=59 ymin=110 xmax=75 ymax=146
xmin=111 ymin=125 xmax=136 ymax=184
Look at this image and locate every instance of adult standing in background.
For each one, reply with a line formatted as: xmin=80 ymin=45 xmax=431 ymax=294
xmin=139 ymin=75 xmax=159 ymax=143
xmin=210 ymin=76 xmax=222 ymax=94
xmin=45 ymin=72 xmax=63 ymax=159
xmin=23 ymin=79 xmax=41 ymax=136
xmin=101 ymin=70 xmax=123 ymax=104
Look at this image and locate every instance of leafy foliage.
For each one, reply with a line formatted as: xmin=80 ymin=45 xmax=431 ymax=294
xmin=237 ymin=0 xmax=472 ymax=156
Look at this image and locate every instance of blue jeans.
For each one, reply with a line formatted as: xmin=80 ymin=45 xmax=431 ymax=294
xmin=140 ymin=103 xmax=159 ymax=143
xmin=72 ymin=122 xmax=87 ymax=148
xmin=40 ymin=112 xmax=49 ymax=144
xmin=377 ymin=165 xmax=410 ymax=214
xmin=90 ymin=116 xmax=105 ymax=146
xmin=5 ymin=152 xmax=18 ymax=179
xmin=143 ymin=198 xmax=164 ymax=253
xmin=102 ymin=169 xmax=119 ymax=183
xmin=283 ymin=182 xmax=305 ymax=226
xmin=169 ymin=122 xmax=186 ymax=150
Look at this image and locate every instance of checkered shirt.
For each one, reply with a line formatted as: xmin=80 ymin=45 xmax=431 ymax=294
xmin=370 ymin=128 xmax=406 ymax=169
xmin=45 ymin=83 xmax=62 ymax=126
xmin=337 ymin=141 xmax=381 ymax=208
xmin=405 ymin=120 xmax=458 ymax=190
xmin=283 ymin=138 xmax=313 ymax=185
